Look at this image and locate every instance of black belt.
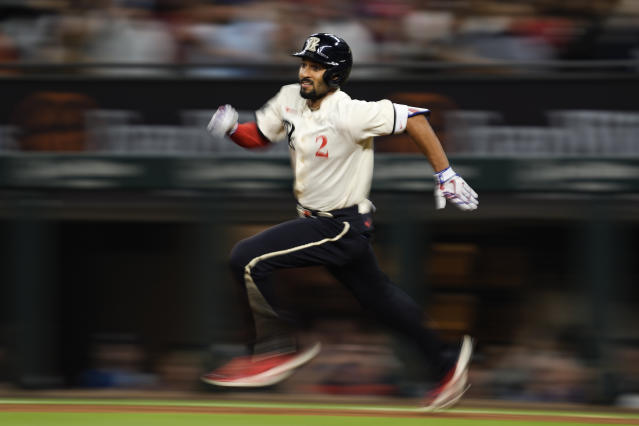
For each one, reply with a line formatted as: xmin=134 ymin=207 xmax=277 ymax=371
xmin=297 ymin=204 xmax=359 ymax=218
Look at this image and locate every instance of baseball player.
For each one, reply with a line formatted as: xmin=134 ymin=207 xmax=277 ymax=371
xmin=202 ymin=33 xmax=477 ymax=411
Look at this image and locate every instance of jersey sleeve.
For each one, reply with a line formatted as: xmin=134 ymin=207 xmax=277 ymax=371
xmin=255 ymin=86 xmax=288 ymax=143
xmin=342 ymin=99 xmax=396 ymax=141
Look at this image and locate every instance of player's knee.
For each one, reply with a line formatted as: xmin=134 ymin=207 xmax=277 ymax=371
xmin=228 ymin=238 xmax=255 ymax=272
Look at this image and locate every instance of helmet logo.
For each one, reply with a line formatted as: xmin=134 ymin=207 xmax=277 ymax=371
xmin=303 ymin=37 xmax=321 ymax=53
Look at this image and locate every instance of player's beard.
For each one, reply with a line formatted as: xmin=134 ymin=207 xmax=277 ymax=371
xmin=299 ymin=79 xmax=328 ymax=101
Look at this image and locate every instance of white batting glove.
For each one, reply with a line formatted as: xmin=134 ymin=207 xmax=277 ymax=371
xmin=207 ymin=104 xmax=238 ymax=138
xmin=434 ymin=166 xmax=478 ymax=211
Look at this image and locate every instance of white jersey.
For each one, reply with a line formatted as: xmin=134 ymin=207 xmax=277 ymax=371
xmin=256 ymin=84 xmax=402 ymax=213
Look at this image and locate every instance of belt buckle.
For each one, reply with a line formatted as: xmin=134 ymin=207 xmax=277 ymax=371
xmin=297 ymin=205 xmax=313 ymax=217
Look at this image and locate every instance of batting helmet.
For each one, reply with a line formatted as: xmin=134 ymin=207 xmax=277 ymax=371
xmin=293 ymin=33 xmax=353 ymax=88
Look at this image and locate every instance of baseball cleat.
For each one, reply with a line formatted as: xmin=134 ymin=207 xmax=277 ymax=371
xmin=419 ymin=335 xmax=473 ymax=412
xmin=201 ymin=342 xmax=321 ymax=387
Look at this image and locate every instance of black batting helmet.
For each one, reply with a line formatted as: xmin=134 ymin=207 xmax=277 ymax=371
xmin=292 ymin=33 xmax=353 ymax=88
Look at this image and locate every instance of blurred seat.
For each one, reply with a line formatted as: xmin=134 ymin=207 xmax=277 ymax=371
xmin=89 ymin=125 xmax=214 ymax=155
xmin=0 ymin=125 xmax=18 ymax=152
xmin=444 ymin=110 xmax=504 ymax=154
xmin=85 ymin=109 xmax=143 ymax=151
xmin=547 ymin=110 xmax=639 ymax=155
xmin=464 ymin=126 xmax=572 ymax=156
xmin=85 ymin=109 xmax=142 ymax=127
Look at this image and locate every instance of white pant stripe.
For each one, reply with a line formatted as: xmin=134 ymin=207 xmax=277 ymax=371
xmin=243 ymin=221 xmax=351 ymax=320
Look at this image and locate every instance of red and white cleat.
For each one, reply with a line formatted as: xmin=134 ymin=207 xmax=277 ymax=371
xmin=420 ymin=335 xmax=473 ymax=412
xmin=201 ymin=342 xmax=321 ymax=387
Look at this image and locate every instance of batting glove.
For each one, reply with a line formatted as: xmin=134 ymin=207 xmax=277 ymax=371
xmin=207 ymin=104 xmax=238 ymax=138
xmin=434 ymin=166 xmax=478 ymax=211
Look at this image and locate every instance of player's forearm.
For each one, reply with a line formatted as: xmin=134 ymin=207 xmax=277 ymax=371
xmin=230 ymin=122 xmax=271 ymax=149
xmin=405 ymin=115 xmax=449 ymax=172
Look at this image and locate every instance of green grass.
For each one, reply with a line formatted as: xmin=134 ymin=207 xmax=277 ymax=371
xmin=0 ymin=412 xmax=631 ymax=426
xmin=0 ymin=398 xmax=637 ymax=426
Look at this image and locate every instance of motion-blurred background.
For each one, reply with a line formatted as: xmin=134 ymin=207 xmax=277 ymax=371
xmin=1 ymin=0 xmax=639 ymax=409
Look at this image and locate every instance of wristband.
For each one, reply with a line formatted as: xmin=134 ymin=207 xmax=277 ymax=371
xmin=434 ymin=166 xmax=456 ymax=184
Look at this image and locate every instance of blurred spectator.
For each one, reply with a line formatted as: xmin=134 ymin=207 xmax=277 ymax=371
xmin=306 ymin=0 xmax=378 ymax=63
xmin=399 ymin=0 xmax=459 ymax=62
xmin=591 ymin=0 xmax=639 ymax=60
xmin=542 ymin=0 xmax=621 ymax=60
xmin=614 ymin=343 xmax=639 ymax=407
xmin=0 ymin=345 xmax=5 ymax=383
xmin=446 ymin=3 xmax=558 ymax=63
xmin=156 ymin=349 xmax=202 ymax=391
xmin=359 ymin=0 xmax=415 ymax=62
xmin=269 ymin=1 xmax=317 ymax=62
xmin=508 ymin=11 xmax=580 ymax=60
xmin=176 ymin=1 xmax=281 ymax=76
xmin=0 ymin=28 xmax=18 ymax=74
xmin=53 ymin=0 xmax=102 ymax=65
xmin=479 ymin=337 xmax=593 ymax=403
xmin=277 ymin=321 xmax=402 ymax=396
xmin=81 ymin=0 xmax=178 ymax=75
xmin=0 ymin=2 xmax=63 ymax=63
xmin=0 ymin=0 xmax=636 ymax=73
xmin=80 ymin=334 xmax=157 ymax=389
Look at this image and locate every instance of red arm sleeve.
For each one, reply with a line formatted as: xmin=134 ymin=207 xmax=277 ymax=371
xmin=230 ymin=122 xmax=271 ymax=149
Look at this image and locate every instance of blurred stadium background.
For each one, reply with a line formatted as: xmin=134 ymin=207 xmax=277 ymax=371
xmin=0 ymin=0 xmax=639 ymax=412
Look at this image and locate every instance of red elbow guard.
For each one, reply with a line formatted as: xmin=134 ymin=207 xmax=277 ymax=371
xmin=230 ymin=122 xmax=271 ymax=149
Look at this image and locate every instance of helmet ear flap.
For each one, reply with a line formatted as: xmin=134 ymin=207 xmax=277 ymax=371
xmin=324 ymin=68 xmax=342 ymax=88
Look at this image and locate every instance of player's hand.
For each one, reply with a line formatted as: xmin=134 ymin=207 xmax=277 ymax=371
xmin=434 ymin=166 xmax=478 ymax=211
xmin=207 ymin=104 xmax=238 ymax=138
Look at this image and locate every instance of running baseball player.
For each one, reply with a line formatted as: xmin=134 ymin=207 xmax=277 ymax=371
xmin=202 ymin=33 xmax=477 ymax=411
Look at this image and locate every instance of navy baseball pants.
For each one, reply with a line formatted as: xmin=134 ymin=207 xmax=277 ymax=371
xmin=228 ymin=205 xmax=453 ymax=379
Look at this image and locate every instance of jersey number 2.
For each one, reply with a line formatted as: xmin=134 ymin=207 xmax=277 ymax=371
xmin=315 ymin=135 xmax=328 ymax=158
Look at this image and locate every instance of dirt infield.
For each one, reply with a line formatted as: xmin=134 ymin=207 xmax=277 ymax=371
xmin=1 ymin=403 xmax=638 ymax=424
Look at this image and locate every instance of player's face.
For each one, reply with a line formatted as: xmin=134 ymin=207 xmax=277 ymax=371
xmin=298 ymin=59 xmax=330 ymax=101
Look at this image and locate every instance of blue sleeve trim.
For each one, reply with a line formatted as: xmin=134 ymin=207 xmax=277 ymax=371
xmin=408 ymin=109 xmax=430 ymax=118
